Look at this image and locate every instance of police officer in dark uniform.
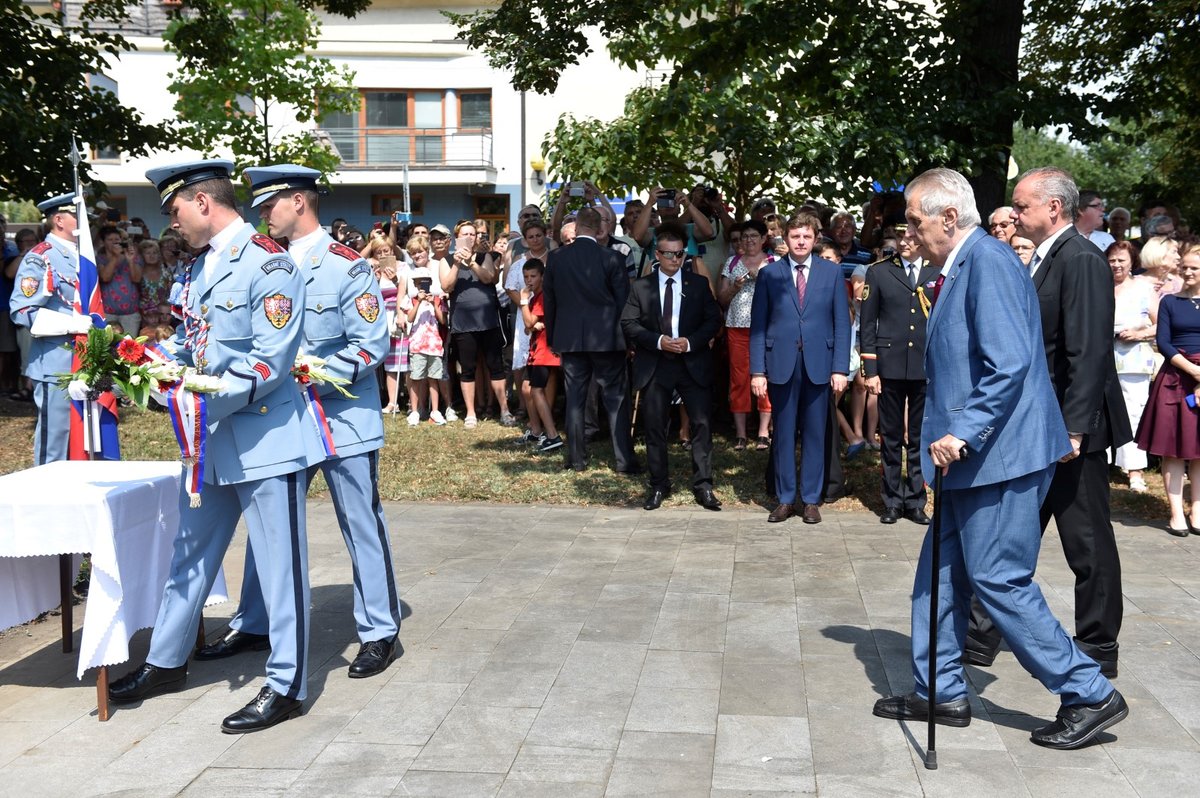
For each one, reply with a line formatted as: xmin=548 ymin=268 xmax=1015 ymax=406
xmin=859 ymin=231 xmax=939 ymax=524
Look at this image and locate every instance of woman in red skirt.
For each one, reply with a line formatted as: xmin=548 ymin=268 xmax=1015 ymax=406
xmin=1136 ymin=243 xmax=1200 ymax=536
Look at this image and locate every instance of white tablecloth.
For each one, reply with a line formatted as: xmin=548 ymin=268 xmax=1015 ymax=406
xmin=0 ymin=460 xmax=228 ymax=678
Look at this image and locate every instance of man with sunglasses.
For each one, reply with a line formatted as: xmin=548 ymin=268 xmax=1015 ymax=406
xmin=1076 ymin=191 xmax=1115 ymax=251
xmin=621 ymin=222 xmax=723 ymax=511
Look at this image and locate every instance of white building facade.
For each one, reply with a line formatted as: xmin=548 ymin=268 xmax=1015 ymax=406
xmin=59 ymin=0 xmax=642 ymax=235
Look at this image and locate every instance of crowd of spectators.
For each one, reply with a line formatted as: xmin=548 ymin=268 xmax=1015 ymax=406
xmin=4 ymin=187 xmax=1199 ymax=527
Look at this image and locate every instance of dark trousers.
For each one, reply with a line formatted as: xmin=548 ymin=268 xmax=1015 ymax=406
xmin=878 ymin=378 xmax=926 ymax=511
xmin=969 ymin=448 xmax=1122 ymax=663
xmin=561 ymin=351 xmax=637 ymax=471
xmin=641 ymin=358 xmax=713 ymax=492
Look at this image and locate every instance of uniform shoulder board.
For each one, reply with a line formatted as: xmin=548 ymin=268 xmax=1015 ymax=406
xmin=328 ymin=241 xmax=362 ymax=262
xmin=29 ymin=241 xmax=51 ymax=256
xmin=261 ymin=258 xmax=295 ymax=275
xmin=347 ymin=261 xmax=371 ymax=279
xmin=250 ymin=233 xmax=287 ymax=255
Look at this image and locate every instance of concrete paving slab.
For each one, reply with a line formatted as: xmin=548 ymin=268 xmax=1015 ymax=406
xmin=2 ymin=502 xmax=1197 ymax=796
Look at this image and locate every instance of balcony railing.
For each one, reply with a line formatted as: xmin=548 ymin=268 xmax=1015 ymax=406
xmin=314 ymin=128 xmax=494 ymax=170
xmin=55 ymin=1 xmax=183 ymax=36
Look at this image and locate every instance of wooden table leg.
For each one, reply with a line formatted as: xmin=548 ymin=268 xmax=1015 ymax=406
xmin=59 ymin=554 xmax=73 ymax=654
xmin=195 ymin=613 xmax=206 ymax=651
xmin=96 ymin=665 xmax=110 ymax=721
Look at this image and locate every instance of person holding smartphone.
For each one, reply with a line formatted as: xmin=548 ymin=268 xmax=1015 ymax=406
xmin=628 ymin=185 xmax=715 ymax=281
xmin=97 ymin=224 xmax=143 ymax=334
xmin=438 ymin=220 xmax=514 ymax=428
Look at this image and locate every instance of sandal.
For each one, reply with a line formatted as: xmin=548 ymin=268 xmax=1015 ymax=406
xmin=733 ymin=437 xmax=747 ymax=451
xmin=464 ymin=416 xmax=478 ymax=429
xmin=756 ymin=436 xmax=770 ymax=451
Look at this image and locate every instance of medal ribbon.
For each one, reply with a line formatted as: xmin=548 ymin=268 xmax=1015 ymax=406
xmin=167 ymin=383 xmax=209 ymax=507
xmin=303 ymin=383 xmax=338 ymax=457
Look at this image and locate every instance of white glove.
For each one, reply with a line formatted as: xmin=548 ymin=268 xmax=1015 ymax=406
xmin=30 ymin=309 xmax=94 ymax=337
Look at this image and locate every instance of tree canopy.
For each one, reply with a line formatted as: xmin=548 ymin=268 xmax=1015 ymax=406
xmin=452 ymin=0 xmax=1193 ymax=217
xmin=165 ymin=0 xmax=365 ymax=177
xmin=0 ymin=0 xmax=173 ymax=201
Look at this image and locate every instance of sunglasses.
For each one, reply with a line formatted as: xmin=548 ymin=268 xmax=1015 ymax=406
xmin=657 ymin=249 xmax=685 ymax=259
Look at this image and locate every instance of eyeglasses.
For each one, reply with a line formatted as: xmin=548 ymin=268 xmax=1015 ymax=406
xmin=656 ymin=249 xmax=685 ymax=259
xmin=741 ymin=233 xmax=762 ymax=240
xmin=990 ymin=220 xmax=1013 ymax=228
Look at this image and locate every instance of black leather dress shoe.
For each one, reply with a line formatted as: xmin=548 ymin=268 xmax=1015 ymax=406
xmin=1031 ymin=689 xmax=1128 ymax=749
xmin=905 ymin=508 xmax=931 ymax=525
xmin=221 ymin=686 xmax=303 ymax=733
xmin=693 ymin=488 xmax=722 ymax=511
xmin=108 ymin=663 xmax=188 ymax=704
xmin=643 ymin=488 xmax=670 ymax=511
xmin=194 ymin=629 xmax=270 ymax=661
xmin=348 ymin=637 xmax=399 ymax=679
xmin=768 ymin=503 xmax=794 ymax=523
xmin=962 ymin=633 xmax=999 ymax=667
xmin=880 ymin=507 xmax=900 ymax=525
xmin=617 ymin=463 xmax=644 ymax=476
xmin=872 ymin=692 xmax=972 ymax=727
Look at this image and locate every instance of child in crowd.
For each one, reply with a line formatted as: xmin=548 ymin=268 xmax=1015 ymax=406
xmin=369 ymin=239 xmax=404 ymax=414
xmin=516 ymin=258 xmax=562 ymax=452
xmin=406 ymin=237 xmax=447 ymax=425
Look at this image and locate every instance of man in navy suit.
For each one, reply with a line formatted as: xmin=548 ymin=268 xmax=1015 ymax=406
xmin=750 ymin=212 xmax=851 ymax=523
xmin=872 ymin=168 xmax=1126 ymax=750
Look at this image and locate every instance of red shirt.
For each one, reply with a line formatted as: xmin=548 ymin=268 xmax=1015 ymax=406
xmin=527 ymin=292 xmax=561 ymax=367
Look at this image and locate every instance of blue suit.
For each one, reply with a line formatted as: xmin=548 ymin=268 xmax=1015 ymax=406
xmin=8 ymin=235 xmax=77 ymax=464
xmin=147 ymin=222 xmax=326 ymax=701
xmin=910 ymin=228 xmax=1112 ymax=706
xmin=231 ymin=232 xmax=401 ymax=645
xmin=749 ymin=254 xmax=851 ymax=504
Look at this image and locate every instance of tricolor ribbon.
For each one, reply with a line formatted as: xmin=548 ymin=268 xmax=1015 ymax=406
xmin=302 ymin=384 xmax=338 ymax=457
xmin=167 ymin=383 xmax=209 ymax=507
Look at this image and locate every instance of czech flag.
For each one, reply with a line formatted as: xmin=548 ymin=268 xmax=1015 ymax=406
xmin=68 ymin=193 xmax=120 ymax=461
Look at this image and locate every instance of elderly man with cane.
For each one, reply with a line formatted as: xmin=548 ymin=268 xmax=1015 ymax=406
xmin=872 ymin=169 xmax=1127 ymax=751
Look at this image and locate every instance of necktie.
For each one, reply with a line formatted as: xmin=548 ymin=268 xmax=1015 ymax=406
xmin=661 ymin=276 xmax=675 ymax=337
xmin=795 ymin=263 xmax=807 ymax=310
xmin=908 ymin=264 xmax=917 ymax=289
xmin=1029 ymin=252 xmax=1041 ymax=276
xmin=932 ymin=274 xmax=945 ymax=306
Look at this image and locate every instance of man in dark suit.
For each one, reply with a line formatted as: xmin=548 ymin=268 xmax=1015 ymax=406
xmin=621 ymin=223 xmax=723 ymax=511
xmin=543 ymin=207 xmax=640 ymax=473
xmin=966 ymin=167 xmax=1131 ymax=677
xmin=873 ymin=167 xmax=1126 ymax=750
xmin=860 ymin=234 xmax=939 ymax=524
xmin=750 ymin=212 xmax=851 ymax=523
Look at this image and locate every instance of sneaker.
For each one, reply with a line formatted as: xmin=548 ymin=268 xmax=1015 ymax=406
xmin=535 ymin=433 xmax=548 ymax=446
xmin=444 ymin=407 xmax=459 ymax=422
xmin=536 ymin=435 xmax=564 ymax=453
xmin=1129 ymin=473 xmax=1148 ymax=493
xmin=407 ymin=410 xmax=420 ymax=427
xmin=429 ymin=410 xmax=446 ymax=426
xmin=499 ymin=412 xmax=518 ymax=428
xmin=512 ymin=428 xmax=537 ymax=446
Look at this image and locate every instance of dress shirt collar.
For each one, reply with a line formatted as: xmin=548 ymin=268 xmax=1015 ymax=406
xmin=789 ymin=254 xmax=813 ymax=272
xmin=575 ymin=234 xmax=597 ymax=243
xmin=1033 ymin=224 xmax=1072 ymax=266
xmin=48 ymin=232 xmax=77 ymax=254
xmin=207 ymin=218 xmax=244 ymax=258
xmin=288 ymin=227 xmax=325 ymax=269
xmin=939 ymin=232 xmax=972 ymax=277
xmin=657 ymin=267 xmax=681 ymax=292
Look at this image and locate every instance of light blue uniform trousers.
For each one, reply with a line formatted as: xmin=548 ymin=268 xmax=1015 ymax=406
xmin=148 ymin=470 xmax=311 ymax=700
xmin=33 ymin=381 xmax=70 ymax=465
xmin=230 ymin=449 xmax=400 ymax=643
xmin=910 ymin=466 xmax=1113 ymax=707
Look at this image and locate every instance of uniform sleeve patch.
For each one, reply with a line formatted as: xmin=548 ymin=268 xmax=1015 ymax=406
xmin=250 ymin=233 xmax=287 ymax=254
xmin=347 ymin=261 xmax=371 ymax=279
xmin=30 ymin=241 xmax=51 ymax=256
xmin=357 ymin=350 xmax=373 ymax=364
xmin=252 ymin=362 xmax=272 ymax=381
xmin=263 ymin=293 xmax=293 ymax=329
xmin=20 ymin=276 xmax=38 ymax=298
xmin=261 ymin=258 xmax=294 ymax=275
xmin=354 ymin=292 xmax=380 ymax=323
xmin=329 ymin=241 xmax=361 ymax=261
xmin=860 ymin=284 xmax=870 ymax=301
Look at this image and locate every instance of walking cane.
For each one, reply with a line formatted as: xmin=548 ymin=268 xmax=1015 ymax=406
xmin=925 ymin=445 xmax=967 ymax=771
xmin=925 ymin=461 xmax=943 ymax=770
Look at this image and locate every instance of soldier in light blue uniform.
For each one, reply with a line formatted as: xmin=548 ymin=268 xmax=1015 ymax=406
xmin=108 ymin=160 xmax=327 ymax=734
xmin=197 ymin=165 xmax=402 ymax=677
xmin=8 ymin=195 xmax=84 ymax=464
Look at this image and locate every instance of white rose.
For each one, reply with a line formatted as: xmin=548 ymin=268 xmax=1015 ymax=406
xmin=129 ymin=374 xmax=142 ymax=386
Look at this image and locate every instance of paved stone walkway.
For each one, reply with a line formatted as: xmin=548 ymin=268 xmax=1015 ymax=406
xmin=1 ymin=502 xmax=1198 ymax=796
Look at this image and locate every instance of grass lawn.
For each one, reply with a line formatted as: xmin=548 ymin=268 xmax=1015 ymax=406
xmin=0 ymin=394 xmax=1170 ymax=522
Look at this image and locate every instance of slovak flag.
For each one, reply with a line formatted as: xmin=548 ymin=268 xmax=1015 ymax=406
xmin=68 ymin=193 xmax=120 ymax=461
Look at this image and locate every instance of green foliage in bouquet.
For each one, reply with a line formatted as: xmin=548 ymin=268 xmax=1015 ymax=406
xmin=57 ymin=326 xmax=155 ymax=410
